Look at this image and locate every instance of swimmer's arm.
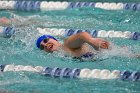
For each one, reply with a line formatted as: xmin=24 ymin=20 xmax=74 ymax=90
xmin=64 ymin=32 xmax=109 ymax=50
xmin=0 ymin=17 xmax=44 ymax=27
xmin=0 ymin=17 xmax=12 ymax=26
xmin=0 ymin=17 xmax=23 ymax=27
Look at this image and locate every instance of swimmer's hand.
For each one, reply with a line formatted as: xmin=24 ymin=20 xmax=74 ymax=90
xmin=92 ymin=38 xmax=109 ymax=50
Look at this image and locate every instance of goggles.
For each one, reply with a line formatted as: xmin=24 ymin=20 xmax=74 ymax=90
xmin=40 ymin=38 xmax=49 ymax=50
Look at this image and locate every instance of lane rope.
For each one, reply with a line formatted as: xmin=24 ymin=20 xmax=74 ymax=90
xmin=37 ymin=28 xmax=140 ymax=40
xmin=0 ymin=1 xmax=140 ymax=11
xmin=0 ymin=64 xmax=140 ymax=81
xmin=0 ymin=26 xmax=139 ymax=40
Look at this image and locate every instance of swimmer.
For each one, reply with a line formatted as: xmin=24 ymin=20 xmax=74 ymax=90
xmin=0 ymin=17 xmax=46 ymax=27
xmin=36 ymin=32 xmax=140 ymax=59
xmin=36 ymin=32 xmax=109 ymax=58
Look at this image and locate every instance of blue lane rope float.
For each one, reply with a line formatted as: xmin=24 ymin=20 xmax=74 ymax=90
xmin=0 ymin=64 xmax=140 ymax=81
xmin=14 ymin=1 xmax=40 ymax=11
xmin=131 ymin=32 xmax=140 ymax=40
xmin=0 ymin=1 xmax=140 ymax=11
xmin=0 ymin=26 xmax=15 ymax=38
xmin=0 ymin=64 xmax=6 ymax=72
xmin=37 ymin=28 xmax=140 ymax=40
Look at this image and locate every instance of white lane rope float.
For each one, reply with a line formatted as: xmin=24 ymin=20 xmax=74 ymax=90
xmin=0 ymin=1 xmax=140 ymax=11
xmin=0 ymin=64 xmax=140 ymax=81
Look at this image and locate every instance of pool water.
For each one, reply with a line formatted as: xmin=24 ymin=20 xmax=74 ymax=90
xmin=0 ymin=4 xmax=140 ymax=93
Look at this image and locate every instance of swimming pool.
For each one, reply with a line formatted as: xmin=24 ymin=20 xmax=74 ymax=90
xmin=0 ymin=1 xmax=140 ymax=93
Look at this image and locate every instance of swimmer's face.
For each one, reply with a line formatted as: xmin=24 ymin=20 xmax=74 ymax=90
xmin=40 ymin=38 xmax=59 ymax=53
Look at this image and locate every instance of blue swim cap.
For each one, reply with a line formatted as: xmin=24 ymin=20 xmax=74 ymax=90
xmin=36 ymin=35 xmax=57 ymax=48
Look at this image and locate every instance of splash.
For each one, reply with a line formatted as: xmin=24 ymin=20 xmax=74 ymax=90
xmin=97 ymin=43 xmax=140 ymax=60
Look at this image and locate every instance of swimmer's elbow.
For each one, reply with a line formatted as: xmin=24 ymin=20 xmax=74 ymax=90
xmin=78 ymin=32 xmax=92 ymax=39
xmin=78 ymin=32 xmax=89 ymax=36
